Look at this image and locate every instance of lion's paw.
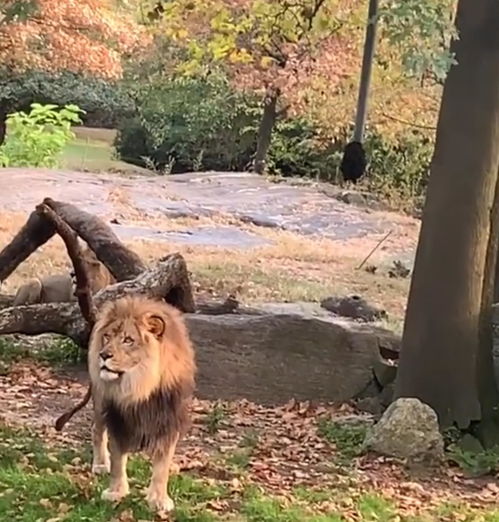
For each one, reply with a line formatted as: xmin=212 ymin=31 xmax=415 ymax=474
xmin=146 ymin=490 xmax=175 ymax=513
xmin=101 ymin=485 xmax=129 ymax=503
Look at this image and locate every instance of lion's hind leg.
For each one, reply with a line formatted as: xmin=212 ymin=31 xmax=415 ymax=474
xmin=145 ymin=433 xmax=179 ymax=513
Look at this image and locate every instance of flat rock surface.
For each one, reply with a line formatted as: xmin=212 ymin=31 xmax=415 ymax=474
xmin=0 ymin=168 xmax=418 ymax=255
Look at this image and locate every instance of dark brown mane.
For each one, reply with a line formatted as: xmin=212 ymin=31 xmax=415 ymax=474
xmin=103 ymin=377 xmax=193 ymax=454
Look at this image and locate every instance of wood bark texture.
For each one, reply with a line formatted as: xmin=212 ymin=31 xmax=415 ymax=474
xmin=394 ymin=0 xmax=499 ymax=427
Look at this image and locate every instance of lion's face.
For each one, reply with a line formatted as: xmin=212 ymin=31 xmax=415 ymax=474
xmin=95 ymin=315 xmax=164 ymax=384
xmin=89 ymin=296 xmax=195 ymax=404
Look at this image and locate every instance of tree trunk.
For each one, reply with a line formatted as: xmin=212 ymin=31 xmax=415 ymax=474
xmin=477 ymin=173 xmax=499 ymax=420
xmin=394 ymin=0 xmax=499 ymax=428
xmin=0 ymin=104 xmax=7 ymax=146
xmin=253 ymin=89 xmax=279 ymax=175
xmin=0 ymin=253 xmax=195 ymax=345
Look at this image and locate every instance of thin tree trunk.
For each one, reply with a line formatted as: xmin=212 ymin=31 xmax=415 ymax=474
xmin=352 ymin=0 xmax=379 ymax=143
xmin=253 ymin=89 xmax=279 ymax=175
xmin=394 ymin=0 xmax=499 ymax=428
xmin=0 ymin=104 xmax=7 ymax=146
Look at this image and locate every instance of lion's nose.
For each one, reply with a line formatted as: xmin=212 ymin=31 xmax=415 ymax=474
xmin=100 ymin=349 xmax=112 ymax=361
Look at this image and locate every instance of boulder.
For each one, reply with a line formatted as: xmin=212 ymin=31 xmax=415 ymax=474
xmin=320 ymin=295 xmax=387 ymax=322
xmin=363 ymin=398 xmax=444 ymax=463
xmin=186 ymin=307 xmax=397 ymax=404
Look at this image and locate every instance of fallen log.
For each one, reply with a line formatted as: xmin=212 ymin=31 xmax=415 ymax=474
xmin=0 ymin=212 xmax=55 ymax=282
xmin=36 ymin=202 xmax=96 ymax=325
xmin=43 ymin=198 xmax=146 ymax=281
xmin=0 ymin=253 xmax=195 ymax=345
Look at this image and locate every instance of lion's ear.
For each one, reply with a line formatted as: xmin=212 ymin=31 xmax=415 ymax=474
xmin=145 ymin=314 xmax=166 ymax=338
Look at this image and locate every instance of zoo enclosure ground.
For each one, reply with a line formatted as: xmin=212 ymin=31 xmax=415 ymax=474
xmin=1 ymin=355 xmax=499 ymax=522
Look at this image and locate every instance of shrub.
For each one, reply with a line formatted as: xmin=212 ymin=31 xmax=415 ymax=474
xmin=362 ymin=129 xmax=433 ymax=210
xmin=0 ymin=70 xmax=134 ymax=129
xmin=116 ymin=74 xmax=258 ymax=172
xmin=116 ymin=71 xmax=432 ymax=211
xmin=0 ymin=102 xmax=83 ymax=168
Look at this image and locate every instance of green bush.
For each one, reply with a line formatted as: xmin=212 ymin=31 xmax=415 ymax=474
xmin=266 ymin=117 xmax=338 ymax=180
xmin=0 ymin=70 xmax=134 ymax=129
xmin=0 ymin=102 xmax=83 ymax=168
xmin=362 ymin=129 xmax=433 ymax=210
xmin=116 ymin=71 xmax=432 ymax=211
xmin=116 ymin=74 xmax=258 ymax=172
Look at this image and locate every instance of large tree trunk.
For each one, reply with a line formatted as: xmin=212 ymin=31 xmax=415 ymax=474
xmin=394 ymin=0 xmax=499 ymax=428
xmin=253 ymin=89 xmax=279 ymax=175
xmin=477 ymin=174 xmax=499 ymax=421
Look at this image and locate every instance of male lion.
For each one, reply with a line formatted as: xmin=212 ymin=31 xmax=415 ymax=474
xmin=88 ymin=295 xmax=196 ymax=513
xmin=13 ymin=247 xmax=115 ymax=305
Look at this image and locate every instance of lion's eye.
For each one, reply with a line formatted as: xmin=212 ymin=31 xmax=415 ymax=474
xmin=102 ymin=333 xmax=110 ymax=343
xmin=123 ymin=336 xmax=134 ymax=345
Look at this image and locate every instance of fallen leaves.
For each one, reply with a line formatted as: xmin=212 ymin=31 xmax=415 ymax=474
xmin=1 ymin=362 xmax=499 ymax=520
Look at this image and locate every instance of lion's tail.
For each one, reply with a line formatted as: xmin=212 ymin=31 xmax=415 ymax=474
xmin=55 ymin=385 xmax=92 ymax=431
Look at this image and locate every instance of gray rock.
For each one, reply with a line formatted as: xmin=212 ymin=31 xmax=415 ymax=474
xmin=457 ymin=434 xmax=484 ymax=454
xmin=356 ymin=397 xmax=383 ymax=416
xmin=373 ymin=357 xmax=398 ymax=387
xmin=186 ymin=311 xmax=390 ymax=404
xmin=363 ymin=398 xmax=444 ymax=463
xmin=321 ymin=295 xmax=387 ymax=322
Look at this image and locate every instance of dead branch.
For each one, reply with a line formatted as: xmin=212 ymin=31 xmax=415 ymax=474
xmin=0 ymin=211 xmax=56 ymax=282
xmin=43 ymin=198 xmax=146 ymax=281
xmin=0 ymin=253 xmax=195 ymax=346
xmin=36 ymin=203 xmax=96 ymax=325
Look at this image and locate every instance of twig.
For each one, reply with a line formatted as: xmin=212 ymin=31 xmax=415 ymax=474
xmin=380 ymin=112 xmax=437 ymax=131
xmin=357 ymin=230 xmax=393 ymax=270
xmin=36 ymin=203 xmax=96 ymax=326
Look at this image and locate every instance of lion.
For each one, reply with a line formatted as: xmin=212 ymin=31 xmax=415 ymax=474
xmin=13 ymin=246 xmax=115 ymax=305
xmin=88 ymin=295 xmax=196 ymax=513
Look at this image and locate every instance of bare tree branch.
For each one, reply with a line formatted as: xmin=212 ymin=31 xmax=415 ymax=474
xmin=36 ymin=203 xmax=96 ymax=325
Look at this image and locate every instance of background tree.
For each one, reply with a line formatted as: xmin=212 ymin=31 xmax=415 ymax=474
xmin=394 ymin=0 xmax=499 ymax=430
xmin=0 ymin=0 xmax=147 ymax=142
xmin=153 ymin=0 xmax=357 ymax=173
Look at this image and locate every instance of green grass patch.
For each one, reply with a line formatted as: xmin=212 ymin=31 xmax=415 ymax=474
xmin=0 ymin=336 xmax=83 ymax=373
xmin=61 ymin=136 xmax=151 ymax=175
xmin=318 ymin=420 xmax=368 ymax=462
xmin=3 ymin=423 xmax=499 ymax=521
xmin=447 ymin=445 xmax=499 ymax=477
xmin=206 ymin=401 xmax=228 ymax=435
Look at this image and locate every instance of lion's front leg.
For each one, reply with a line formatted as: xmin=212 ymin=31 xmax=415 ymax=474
xmin=101 ymin=437 xmax=129 ymax=503
xmin=91 ymin=400 xmax=110 ymax=474
xmin=146 ymin=433 xmax=179 ymax=513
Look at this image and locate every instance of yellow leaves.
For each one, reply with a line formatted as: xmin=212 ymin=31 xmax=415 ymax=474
xmin=260 ymin=56 xmax=274 ymax=68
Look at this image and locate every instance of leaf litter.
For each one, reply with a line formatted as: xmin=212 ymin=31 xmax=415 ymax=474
xmin=0 ymin=360 xmax=498 ymax=520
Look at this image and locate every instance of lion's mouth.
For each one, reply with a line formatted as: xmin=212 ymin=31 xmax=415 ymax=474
xmin=99 ymin=365 xmax=124 ymax=381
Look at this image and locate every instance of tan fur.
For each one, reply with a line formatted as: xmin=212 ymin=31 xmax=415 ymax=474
xmin=88 ymin=295 xmax=196 ymax=513
xmin=13 ymin=247 xmax=115 ymax=306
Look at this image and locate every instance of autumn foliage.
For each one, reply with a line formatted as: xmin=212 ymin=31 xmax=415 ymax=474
xmin=157 ymin=0 xmax=359 ymax=110
xmin=0 ymin=0 xmax=147 ymax=79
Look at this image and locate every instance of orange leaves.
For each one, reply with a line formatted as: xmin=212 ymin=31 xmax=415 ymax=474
xmin=162 ymin=0 xmax=359 ymax=110
xmin=0 ymin=0 xmax=149 ymax=79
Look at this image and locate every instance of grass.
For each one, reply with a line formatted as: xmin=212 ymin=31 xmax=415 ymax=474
xmin=318 ymin=420 xmax=369 ymax=463
xmin=0 ymin=336 xmax=82 ymax=374
xmin=61 ymin=133 xmax=149 ymax=175
xmin=4 ymin=414 xmax=499 ymax=521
